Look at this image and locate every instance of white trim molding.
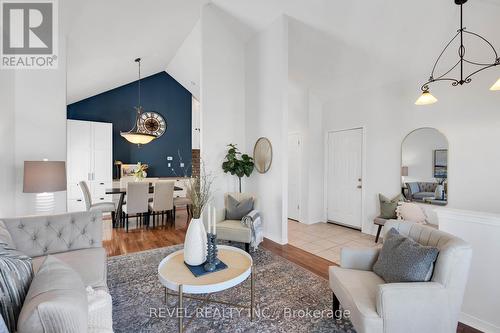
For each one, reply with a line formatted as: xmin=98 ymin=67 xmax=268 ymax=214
xmin=437 ymin=208 xmax=500 ymax=333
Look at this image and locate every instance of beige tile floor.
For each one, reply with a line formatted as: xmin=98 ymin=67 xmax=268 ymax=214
xmin=288 ymin=220 xmax=378 ymax=264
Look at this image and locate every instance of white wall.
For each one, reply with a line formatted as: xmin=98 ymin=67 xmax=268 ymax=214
xmin=245 ymin=16 xmax=289 ymax=244
xmin=323 ymin=71 xmax=500 ymax=235
xmin=438 ymin=209 xmax=500 ymax=333
xmin=11 ymin=10 xmax=67 ymax=216
xmin=402 ymin=128 xmax=448 ymax=183
xmin=0 ymin=71 xmax=16 ymax=218
xmin=200 ymin=4 xmax=248 ymax=220
xmin=307 ymin=93 xmax=324 ymax=224
xmin=287 ymin=79 xmax=324 ymax=225
xmin=166 ymin=21 xmax=201 ymax=100
xmin=287 ymin=80 xmax=308 ymax=223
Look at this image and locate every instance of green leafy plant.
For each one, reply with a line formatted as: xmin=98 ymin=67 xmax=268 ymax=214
xmin=222 ymin=144 xmax=254 ymax=193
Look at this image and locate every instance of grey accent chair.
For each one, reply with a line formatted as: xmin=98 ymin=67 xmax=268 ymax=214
xmin=216 ymin=192 xmax=257 ymax=253
xmin=79 ymin=181 xmax=116 ymax=223
xmin=329 ymin=220 xmax=472 ymax=333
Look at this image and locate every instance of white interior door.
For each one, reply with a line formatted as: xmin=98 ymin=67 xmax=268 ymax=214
xmin=288 ymin=133 xmax=301 ymax=221
xmin=327 ymin=128 xmax=363 ymax=228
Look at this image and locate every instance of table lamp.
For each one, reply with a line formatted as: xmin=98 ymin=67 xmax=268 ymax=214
xmin=23 ymin=161 xmax=67 ymax=214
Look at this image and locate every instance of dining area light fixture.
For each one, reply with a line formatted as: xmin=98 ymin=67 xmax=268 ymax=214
xmin=415 ymin=0 xmax=500 ymax=105
xmin=120 ymin=58 xmax=157 ymax=146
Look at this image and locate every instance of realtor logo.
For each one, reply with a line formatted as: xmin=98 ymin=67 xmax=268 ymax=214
xmin=1 ymin=0 xmax=58 ymax=69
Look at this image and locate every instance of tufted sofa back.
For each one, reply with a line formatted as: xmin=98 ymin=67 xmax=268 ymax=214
xmin=383 ymin=220 xmax=472 ymax=326
xmin=0 ymin=211 xmax=102 ymax=258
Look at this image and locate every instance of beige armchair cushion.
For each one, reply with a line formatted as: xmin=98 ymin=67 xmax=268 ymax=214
xmin=216 ymin=220 xmax=252 ymax=243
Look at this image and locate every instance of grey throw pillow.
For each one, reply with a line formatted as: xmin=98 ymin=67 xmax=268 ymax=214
xmin=226 ymin=195 xmax=254 ymax=220
xmin=378 ymin=194 xmax=404 ymax=219
xmin=17 ymin=256 xmax=88 ymax=333
xmin=373 ymin=228 xmax=439 ymax=283
xmin=0 ymin=245 xmax=33 ymax=333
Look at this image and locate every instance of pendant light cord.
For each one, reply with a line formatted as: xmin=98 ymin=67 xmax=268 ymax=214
xmin=137 ymin=58 xmax=141 ymax=107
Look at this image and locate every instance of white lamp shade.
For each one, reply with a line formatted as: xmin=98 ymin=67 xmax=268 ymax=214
xmin=23 ymin=161 xmax=67 ymax=193
xmin=415 ymin=91 xmax=438 ymax=105
xmin=120 ymin=131 xmax=156 ymax=145
xmin=490 ymin=78 xmax=500 ymax=91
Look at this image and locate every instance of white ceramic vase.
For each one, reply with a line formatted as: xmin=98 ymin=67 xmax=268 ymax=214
xmin=183 ymin=218 xmax=207 ymax=266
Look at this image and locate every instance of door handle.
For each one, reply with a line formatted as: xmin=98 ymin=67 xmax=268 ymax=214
xmin=357 ymin=185 xmax=362 ymax=189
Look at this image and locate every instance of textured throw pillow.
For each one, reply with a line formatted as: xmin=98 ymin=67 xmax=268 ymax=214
xmin=0 ymin=245 xmax=33 ymax=333
xmin=87 ymin=286 xmax=113 ymax=333
xmin=373 ymin=228 xmax=439 ymax=283
xmin=396 ymin=202 xmax=427 ymax=224
xmin=17 ymin=256 xmax=88 ymax=333
xmin=226 ymin=195 xmax=254 ymax=220
xmin=378 ymin=194 xmax=404 ymax=219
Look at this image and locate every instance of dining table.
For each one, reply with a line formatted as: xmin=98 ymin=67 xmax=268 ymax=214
xmin=106 ymin=185 xmax=183 ymax=227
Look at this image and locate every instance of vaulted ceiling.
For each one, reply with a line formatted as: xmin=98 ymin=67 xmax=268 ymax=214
xmin=66 ymin=0 xmax=500 ymax=104
xmin=65 ymin=0 xmax=207 ymax=104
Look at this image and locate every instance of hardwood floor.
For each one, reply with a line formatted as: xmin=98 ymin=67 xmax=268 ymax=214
xmin=102 ymin=209 xmax=188 ymax=256
xmin=102 ymin=212 xmax=482 ymax=333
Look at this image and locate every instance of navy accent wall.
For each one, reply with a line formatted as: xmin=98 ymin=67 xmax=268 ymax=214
xmin=67 ymin=72 xmax=192 ymax=178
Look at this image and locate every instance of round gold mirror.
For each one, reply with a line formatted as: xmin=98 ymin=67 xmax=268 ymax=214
xmin=253 ymin=137 xmax=273 ymax=174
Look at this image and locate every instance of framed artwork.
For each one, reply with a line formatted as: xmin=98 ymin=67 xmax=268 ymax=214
xmin=433 ymin=149 xmax=448 ymax=178
xmin=120 ymin=164 xmax=148 ymax=178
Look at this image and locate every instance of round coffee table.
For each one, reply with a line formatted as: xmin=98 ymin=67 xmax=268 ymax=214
xmin=158 ymin=245 xmax=254 ymax=333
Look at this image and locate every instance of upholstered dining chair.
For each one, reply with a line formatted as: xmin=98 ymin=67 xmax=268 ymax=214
xmin=174 ymin=186 xmax=192 ymax=224
xmin=216 ymin=192 xmax=257 ymax=253
xmin=79 ymin=181 xmax=116 ymax=223
xmin=329 ymin=220 xmax=472 ymax=333
xmin=149 ymin=180 xmax=174 ymax=227
xmin=122 ymin=182 xmax=149 ymax=232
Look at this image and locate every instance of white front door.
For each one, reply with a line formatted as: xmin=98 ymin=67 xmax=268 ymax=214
xmin=288 ymin=133 xmax=301 ymax=221
xmin=327 ymin=128 xmax=363 ymax=228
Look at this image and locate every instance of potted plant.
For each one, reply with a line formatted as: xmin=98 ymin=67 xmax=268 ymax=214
xmin=222 ymin=144 xmax=254 ymax=193
xmin=184 ymin=167 xmax=214 ymax=265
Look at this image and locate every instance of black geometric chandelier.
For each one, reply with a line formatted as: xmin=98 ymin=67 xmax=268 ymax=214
xmin=416 ymin=0 xmax=500 ymax=105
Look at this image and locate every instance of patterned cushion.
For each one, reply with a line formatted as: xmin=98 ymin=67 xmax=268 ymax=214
xmin=378 ymin=194 xmax=404 ymax=219
xmin=0 ymin=245 xmax=33 ymax=332
xmin=373 ymin=228 xmax=439 ymax=283
xmin=225 ymin=195 xmax=254 ymax=220
xmin=396 ymin=202 xmax=427 ymax=223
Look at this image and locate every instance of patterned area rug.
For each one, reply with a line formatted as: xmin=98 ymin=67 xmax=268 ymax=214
xmin=107 ymin=244 xmax=356 ymax=333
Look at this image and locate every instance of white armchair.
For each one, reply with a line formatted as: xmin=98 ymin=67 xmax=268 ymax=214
xmin=329 ymin=220 xmax=472 ymax=333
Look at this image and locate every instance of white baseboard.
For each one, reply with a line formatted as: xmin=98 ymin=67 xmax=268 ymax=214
xmin=460 ymin=312 xmax=500 ymax=333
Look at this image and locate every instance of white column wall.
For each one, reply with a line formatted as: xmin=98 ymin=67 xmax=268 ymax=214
xmin=245 ymin=16 xmax=289 ymax=244
xmin=200 ymin=4 xmax=247 ymax=221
